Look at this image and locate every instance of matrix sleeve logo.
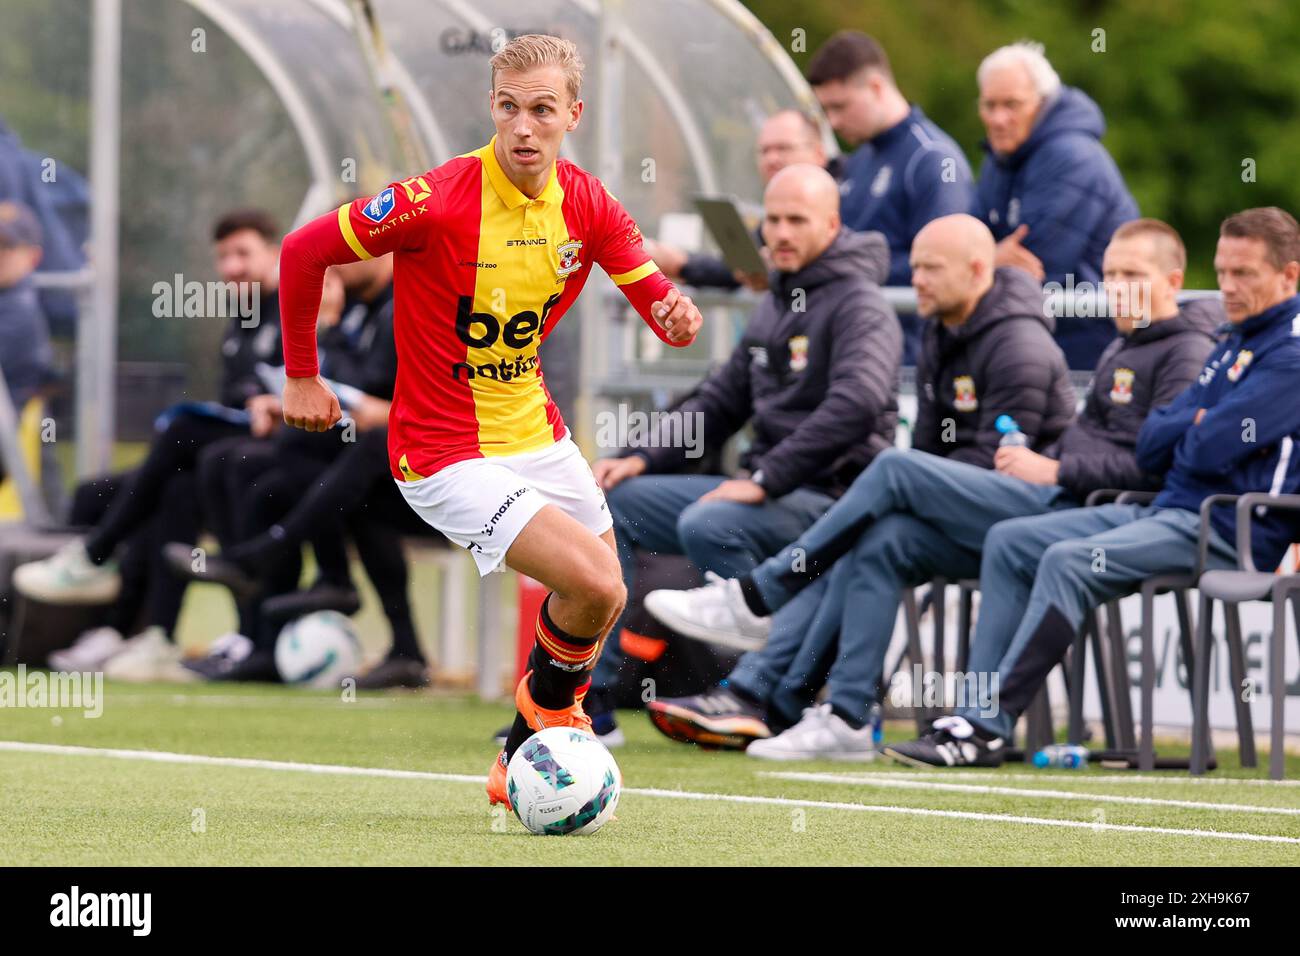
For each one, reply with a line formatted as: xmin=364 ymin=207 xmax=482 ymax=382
xmin=399 ymin=175 xmax=433 ymax=203
xmin=556 ymin=239 xmax=583 ymax=278
xmin=361 ymin=187 xmax=396 ymax=224
xmin=952 ymin=374 xmax=978 ymax=412
xmin=1109 ymin=367 xmax=1135 ymax=404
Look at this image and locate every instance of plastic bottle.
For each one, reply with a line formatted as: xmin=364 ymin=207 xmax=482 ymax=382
xmin=869 ymin=703 xmax=883 ymax=749
xmin=995 ymin=414 xmax=1028 ymax=447
xmin=1032 ymin=743 xmax=1090 ymax=769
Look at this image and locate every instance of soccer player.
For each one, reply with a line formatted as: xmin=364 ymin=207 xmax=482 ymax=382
xmin=275 ymin=34 xmax=702 ymax=804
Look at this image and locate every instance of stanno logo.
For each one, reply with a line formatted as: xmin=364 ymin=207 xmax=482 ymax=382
xmin=506 ymin=237 xmax=548 ymax=246
xmin=50 ymin=886 xmax=151 ymax=936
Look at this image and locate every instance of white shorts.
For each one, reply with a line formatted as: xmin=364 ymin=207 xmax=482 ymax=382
xmin=396 ymin=431 xmax=613 ymax=576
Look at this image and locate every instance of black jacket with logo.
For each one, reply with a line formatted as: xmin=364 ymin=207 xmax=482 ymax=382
xmin=631 ymin=229 xmax=902 ymax=499
xmin=912 ymin=266 xmax=1074 ymax=468
xmin=1048 ymin=298 xmax=1221 ymax=498
xmin=219 ymin=288 xmax=283 ymax=409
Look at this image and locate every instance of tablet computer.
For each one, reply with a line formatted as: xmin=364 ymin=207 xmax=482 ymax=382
xmin=693 ymin=194 xmax=767 ymax=276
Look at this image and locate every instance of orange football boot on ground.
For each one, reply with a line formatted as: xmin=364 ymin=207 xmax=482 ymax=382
xmin=486 ymin=672 xmax=594 ymax=805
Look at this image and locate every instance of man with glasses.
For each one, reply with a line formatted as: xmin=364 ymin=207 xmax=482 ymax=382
xmin=973 ymin=41 xmax=1139 ymax=369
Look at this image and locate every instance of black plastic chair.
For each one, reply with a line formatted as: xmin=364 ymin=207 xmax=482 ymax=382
xmin=1191 ymin=492 xmax=1300 ymax=779
xmin=1083 ymin=488 xmax=1202 ymax=770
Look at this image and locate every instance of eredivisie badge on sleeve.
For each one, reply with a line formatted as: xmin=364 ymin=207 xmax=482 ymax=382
xmin=362 ymin=188 xmax=396 ymax=224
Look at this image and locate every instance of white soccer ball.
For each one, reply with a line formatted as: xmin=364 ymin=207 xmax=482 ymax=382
xmin=274 ymin=610 xmax=363 ymax=688
xmin=506 ymin=727 xmax=622 ymax=835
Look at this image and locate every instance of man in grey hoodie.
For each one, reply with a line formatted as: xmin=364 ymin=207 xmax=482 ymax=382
xmin=585 ymin=164 xmax=903 ymax=731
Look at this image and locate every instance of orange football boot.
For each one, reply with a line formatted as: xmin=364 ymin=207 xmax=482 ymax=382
xmin=486 ymin=671 xmax=594 ymax=805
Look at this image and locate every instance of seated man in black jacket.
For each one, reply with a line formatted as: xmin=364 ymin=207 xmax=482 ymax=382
xmin=14 ymin=208 xmax=286 ymax=680
xmin=646 ymin=216 xmax=1217 ymax=759
xmin=169 ymin=254 xmax=412 ymax=683
xmin=587 ymin=163 xmax=903 ymax=739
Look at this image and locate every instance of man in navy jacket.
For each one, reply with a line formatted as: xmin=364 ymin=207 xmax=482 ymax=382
xmin=972 ymin=42 xmax=1139 ymax=370
xmin=886 ymin=207 xmax=1300 ymax=767
xmin=808 ymin=31 xmax=974 ymax=363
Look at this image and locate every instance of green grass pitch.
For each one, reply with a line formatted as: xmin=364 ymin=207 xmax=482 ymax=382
xmin=1 ymin=679 xmax=1296 ymax=866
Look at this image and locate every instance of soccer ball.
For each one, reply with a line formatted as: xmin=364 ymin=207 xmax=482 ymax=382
xmin=506 ymin=727 xmax=621 ymax=835
xmin=274 ymin=610 xmax=363 ymax=688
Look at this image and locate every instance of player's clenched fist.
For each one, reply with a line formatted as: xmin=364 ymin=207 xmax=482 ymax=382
xmin=651 ymin=287 xmax=702 ymax=345
xmin=282 ymin=375 xmax=343 ymax=433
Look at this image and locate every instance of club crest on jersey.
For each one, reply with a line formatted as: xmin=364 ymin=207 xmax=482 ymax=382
xmin=870 ymin=165 xmax=892 ymax=197
xmin=788 ymin=335 xmax=809 ymax=373
xmin=953 ymin=375 xmax=978 ymax=412
xmin=1110 ymin=367 xmax=1135 ymax=405
xmin=557 ymin=239 xmax=583 ymax=278
xmin=1226 ymin=349 xmax=1253 ymax=382
xmin=361 ymin=188 xmax=396 ymax=224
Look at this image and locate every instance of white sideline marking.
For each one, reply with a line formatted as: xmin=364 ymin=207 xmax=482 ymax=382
xmin=110 ymin=693 xmax=418 ymax=710
xmin=0 ymin=740 xmax=483 ymax=783
xmin=760 ymin=771 xmax=1300 ymax=816
xmin=2 ymin=741 xmax=1297 ymax=845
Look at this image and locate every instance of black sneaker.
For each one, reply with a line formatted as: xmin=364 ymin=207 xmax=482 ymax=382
xmin=163 ymin=542 xmax=261 ymax=598
xmin=183 ymin=632 xmax=254 ymax=680
xmin=355 ymin=656 xmax=430 ymax=690
xmin=208 ymin=648 xmax=282 ymax=683
xmin=584 ymin=686 xmax=624 ymax=748
xmin=647 ymin=685 xmax=771 ymax=749
xmin=262 ymin=583 xmax=362 ymax=625
xmin=883 ymin=716 xmax=1006 ymax=768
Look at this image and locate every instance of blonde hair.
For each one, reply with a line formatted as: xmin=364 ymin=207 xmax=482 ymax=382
xmin=490 ymin=34 xmax=584 ymax=103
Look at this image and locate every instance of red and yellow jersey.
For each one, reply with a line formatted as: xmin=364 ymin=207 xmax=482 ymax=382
xmin=279 ymin=135 xmax=686 ymax=480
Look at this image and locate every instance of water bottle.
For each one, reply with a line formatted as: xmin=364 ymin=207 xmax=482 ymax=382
xmin=1032 ymin=743 xmax=1090 ymax=769
xmin=869 ymin=703 xmax=883 ymax=749
xmin=996 ymin=414 xmax=1028 ymax=447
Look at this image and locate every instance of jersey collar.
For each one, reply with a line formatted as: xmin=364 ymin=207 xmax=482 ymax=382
xmin=481 ymin=135 xmax=564 ymax=209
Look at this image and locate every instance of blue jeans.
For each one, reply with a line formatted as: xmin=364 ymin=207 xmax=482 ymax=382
xmin=748 ymin=448 xmax=1074 ymax=612
xmin=728 ymin=449 xmax=1075 ymax=725
xmin=731 ymin=513 xmax=986 ymax=726
xmin=959 ymin=504 xmax=1238 ymax=740
xmin=591 ymin=473 xmax=833 ymax=691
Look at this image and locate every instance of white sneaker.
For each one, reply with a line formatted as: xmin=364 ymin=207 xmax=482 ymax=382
xmin=47 ymin=626 xmax=126 ymax=672
xmin=13 ymin=540 xmax=121 ymax=604
xmin=746 ymin=703 xmax=877 ymax=762
xmin=597 ymin=726 xmax=626 ymax=748
xmin=644 ymin=572 xmax=771 ymax=651
xmin=103 ymin=627 xmax=196 ymax=683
